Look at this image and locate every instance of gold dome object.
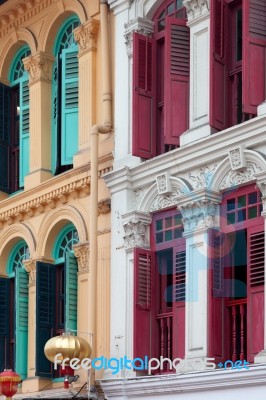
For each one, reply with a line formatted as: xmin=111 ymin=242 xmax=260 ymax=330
xmin=44 ymin=333 xmax=92 ymax=364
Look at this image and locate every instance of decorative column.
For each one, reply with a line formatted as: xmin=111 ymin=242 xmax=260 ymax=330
xmin=23 ymin=52 xmax=54 ymax=189
xmin=73 ymin=19 xmax=99 ymax=168
xmin=181 ymin=0 xmax=211 ymax=145
xmin=178 ymin=189 xmax=221 ymax=360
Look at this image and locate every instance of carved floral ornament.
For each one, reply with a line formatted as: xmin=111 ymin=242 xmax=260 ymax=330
xmin=74 ymin=19 xmax=100 ymax=55
xmin=23 ymin=52 xmax=55 ymax=84
xmin=122 ymin=212 xmax=152 ymax=251
xmin=183 ymin=0 xmax=210 ymax=21
xmin=23 ymin=258 xmax=36 ymax=286
xmin=73 ymin=242 xmax=90 ymax=274
xmin=124 ymin=17 xmax=154 ymax=58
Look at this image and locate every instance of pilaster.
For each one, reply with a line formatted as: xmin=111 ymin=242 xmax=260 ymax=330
xmin=23 ymin=52 xmax=54 ymax=190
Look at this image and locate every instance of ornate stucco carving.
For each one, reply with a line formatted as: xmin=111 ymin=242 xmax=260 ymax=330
xmin=149 ymin=187 xmax=183 ymax=212
xmin=228 ymin=147 xmax=246 ymax=171
xmin=188 ymin=164 xmax=218 ymax=189
xmin=219 ymin=162 xmax=262 ymax=190
xmin=23 ymin=52 xmax=55 ymax=84
xmin=74 ymin=19 xmax=100 ymax=56
xmin=156 ymin=172 xmax=172 ymax=194
xmin=73 ymin=242 xmax=90 ymax=274
xmin=98 ymin=198 xmax=111 ymax=215
xmin=124 ymin=17 xmax=154 ymax=57
xmin=122 ymin=211 xmax=152 ymax=250
xmin=23 ymin=259 xmax=37 ymax=286
xmin=183 ymin=0 xmax=210 ymax=21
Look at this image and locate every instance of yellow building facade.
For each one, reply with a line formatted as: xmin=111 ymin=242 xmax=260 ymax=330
xmin=0 ymin=0 xmax=112 ymax=394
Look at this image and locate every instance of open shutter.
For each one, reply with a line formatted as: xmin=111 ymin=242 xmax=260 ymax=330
xmin=65 ymin=253 xmax=78 ymax=332
xmin=0 ymin=278 xmax=9 ymax=371
xmin=15 ymin=267 xmax=28 ymax=379
xmin=19 ymin=77 xmax=29 ymax=188
xmin=61 ymin=47 xmax=79 ymax=165
xmin=165 ymin=18 xmax=189 ymax=145
xmin=247 ymin=224 xmax=264 ymax=361
xmin=0 ymin=83 xmax=10 ymax=192
xmin=172 ymin=242 xmax=186 ymax=359
xmin=210 ymin=0 xmax=228 ymax=130
xmin=243 ymin=0 xmax=266 ymax=115
xmin=36 ymin=262 xmax=55 ymax=378
xmin=132 ymin=33 xmax=156 ymax=159
xmin=134 ymin=248 xmax=155 ymax=360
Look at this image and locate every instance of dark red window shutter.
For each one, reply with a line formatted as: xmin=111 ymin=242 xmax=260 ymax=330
xmin=132 ymin=33 xmax=156 ymax=159
xmin=210 ymin=0 xmax=228 ymax=130
xmin=243 ymin=0 xmax=266 ymax=115
xmin=247 ymin=224 xmax=264 ymax=361
xmin=134 ymin=248 xmax=155 ymax=360
xmin=172 ymin=242 xmax=186 ymax=359
xmin=164 ymin=18 xmax=189 ymax=146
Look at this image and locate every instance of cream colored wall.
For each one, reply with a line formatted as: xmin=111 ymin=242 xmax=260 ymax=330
xmin=0 ymin=0 xmax=112 ymax=392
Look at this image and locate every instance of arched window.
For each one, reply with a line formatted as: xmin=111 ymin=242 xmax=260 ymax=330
xmin=0 ymin=46 xmax=31 ymax=193
xmin=0 ymin=241 xmax=29 ymax=379
xmin=36 ymin=224 xmax=79 ymax=378
xmin=52 ymin=17 xmax=80 ymax=174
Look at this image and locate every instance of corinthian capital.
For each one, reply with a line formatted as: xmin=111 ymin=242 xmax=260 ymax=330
xmin=73 ymin=242 xmax=90 ymax=274
xmin=23 ymin=51 xmax=55 ymax=85
xmin=183 ymin=0 xmax=209 ymax=22
xmin=122 ymin=211 xmax=152 ymax=251
xmin=23 ymin=259 xmax=37 ymax=287
xmin=74 ymin=19 xmax=100 ymax=56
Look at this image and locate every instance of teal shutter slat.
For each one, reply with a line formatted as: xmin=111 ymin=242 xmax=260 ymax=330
xmin=0 ymin=278 xmax=10 ymax=371
xmin=52 ymin=58 xmax=59 ymax=174
xmin=65 ymin=253 xmax=78 ymax=332
xmin=19 ymin=76 xmax=29 ymax=188
xmin=0 ymin=83 xmax=10 ymax=192
xmin=61 ymin=47 xmax=78 ymax=165
xmin=15 ymin=267 xmax=28 ymax=379
xmin=36 ymin=262 xmax=55 ymax=378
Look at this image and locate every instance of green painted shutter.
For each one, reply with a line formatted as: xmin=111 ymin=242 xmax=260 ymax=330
xmin=52 ymin=57 xmax=59 ymax=174
xmin=0 ymin=83 xmax=10 ymax=192
xmin=0 ymin=278 xmax=10 ymax=371
xmin=65 ymin=253 xmax=78 ymax=332
xmin=19 ymin=76 xmax=29 ymax=187
xmin=36 ymin=262 xmax=55 ymax=378
xmin=61 ymin=47 xmax=78 ymax=165
xmin=15 ymin=267 xmax=28 ymax=379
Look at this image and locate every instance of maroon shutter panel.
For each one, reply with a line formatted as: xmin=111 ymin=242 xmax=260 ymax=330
xmin=210 ymin=0 xmax=228 ymax=130
xmin=243 ymin=0 xmax=266 ymax=115
xmin=132 ymin=33 xmax=156 ymax=159
xmin=164 ymin=17 xmax=189 ymax=146
xmin=247 ymin=224 xmax=264 ymax=361
xmin=208 ymin=229 xmax=226 ymax=363
xmin=172 ymin=242 xmax=186 ymax=359
xmin=134 ymin=248 xmax=156 ymax=360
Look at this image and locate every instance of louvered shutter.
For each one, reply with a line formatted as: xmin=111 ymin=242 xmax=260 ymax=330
xmin=0 ymin=278 xmax=10 ymax=371
xmin=19 ymin=76 xmax=29 ymax=188
xmin=0 ymin=83 xmax=10 ymax=192
xmin=210 ymin=0 xmax=228 ymax=130
xmin=65 ymin=252 xmax=78 ymax=332
xmin=164 ymin=18 xmax=189 ymax=146
xmin=36 ymin=262 xmax=56 ymax=377
xmin=52 ymin=58 xmax=59 ymax=173
xmin=61 ymin=47 xmax=79 ymax=165
xmin=132 ymin=33 xmax=156 ymax=159
xmin=15 ymin=267 xmax=28 ymax=379
xmin=247 ymin=224 xmax=264 ymax=361
xmin=243 ymin=0 xmax=266 ymax=115
xmin=172 ymin=242 xmax=186 ymax=359
xmin=134 ymin=248 xmax=156 ymax=360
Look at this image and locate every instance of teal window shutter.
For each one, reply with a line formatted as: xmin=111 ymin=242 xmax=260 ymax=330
xmin=0 ymin=83 xmax=11 ymax=193
xmin=65 ymin=252 xmax=78 ymax=332
xmin=19 ymin=77 xmax=29 ymax=187
xmin=61 ymin=47 xmax=78 ymax=165
xmin=0 ymin=278 xmax=10 ymax=370
xmin=15 ymin=267 xmax=28 ymax=379
xmin=36 ymin=262 xmax=56 ymax=378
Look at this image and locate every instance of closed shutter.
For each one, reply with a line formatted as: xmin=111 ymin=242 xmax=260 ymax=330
xmin=36 ymin=262 xmax=56 ymax=378
xmin=61 ymin=47 xmax=79 ymax=165
xmin=243 ymin=0 xmax=266 ymax=114
xmin=0 ymin=278 xmax=10 ymax=371
xmin=134 ymin=248 xmax=156 ymax=360
xmin=19 ymin=77 xmax=29 ymax=188
xmin=132 ymin=33 xmax=156 ymax=159
xmin=0 ymin=83 xmax=10 ymax=192
xmin=65 ymin=253 xmax=78 ymax=332
xmin=210 ymin=0 xmax=228 ymax=130
xmin=247 ymin=224 xmax=264 ymax=361
xmin=172 ymin=242 xmax=186 ymax=359
xmin=15 ymin=267 xmax=28 ymax=379
xmin=52 ymin=58 xmax=60 ymax=174
xmin=165 ymin=18 xmax=189 ymax=145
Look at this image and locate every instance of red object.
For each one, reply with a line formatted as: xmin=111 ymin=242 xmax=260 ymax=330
xmin=0 ymin=370 xmax=21 ymax=398
xmin=64 ymin=377 xmax=69 ymax=389
xmin=60 ymin=365 xmax=74 ymax=377
xmin=132 ymin=32 xmax=156 ymax=159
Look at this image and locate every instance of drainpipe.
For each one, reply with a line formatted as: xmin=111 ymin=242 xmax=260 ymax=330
xmin=89 ymin=0 xmax=112 ymax=365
